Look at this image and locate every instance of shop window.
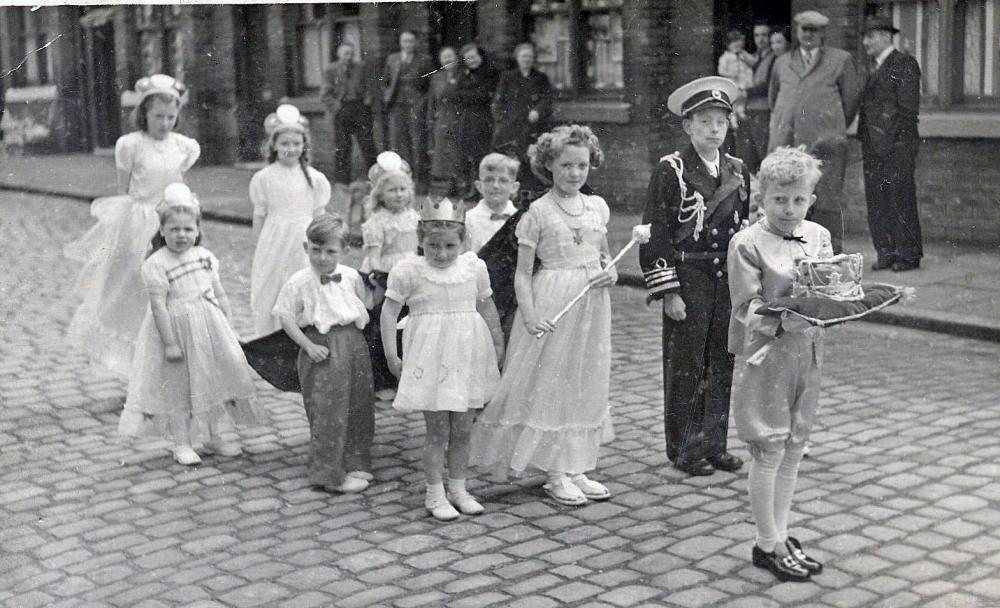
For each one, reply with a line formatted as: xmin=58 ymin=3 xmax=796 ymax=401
xmin=869 ymin=0 xmax=999 ymax=107
xmin=135 ymin=6 xmax=185 ymax=83
xmin=529 ymin=0 xmax=625 ymax=96
xmin=4 ymin=8 xmax=57 ymax=88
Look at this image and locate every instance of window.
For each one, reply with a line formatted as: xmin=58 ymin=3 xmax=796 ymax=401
xmin=4 ymin=8 xmax=57 ymax=88
xmin=135 ymin=6 xmax=185 ymax=83
xmin=868 ymin=0 xmax=1000 ymax=107
xmin=529 ymin=0 xmax=625 ymax=95
xmin=297 ymin=4 xmax=331 ymax=91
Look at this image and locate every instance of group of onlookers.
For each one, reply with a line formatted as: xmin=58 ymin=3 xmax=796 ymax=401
xmin=321 ymin=31 xmax=553 ymax=204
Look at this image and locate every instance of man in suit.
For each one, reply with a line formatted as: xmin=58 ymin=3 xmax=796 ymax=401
xmin=641 ymin=77 xmax=750 ymax=477
xmin=859 ymin=16 xmax=922 ymax=272
xmin=769 ymin=10 xmax=862 ymax=253
xmin=381 ymin=30 xmax=434 ymax=184
xmin=321 ymin=42 xmax=377 ymax=186
xmin=740 ymin=22 xmax=776 ymax=172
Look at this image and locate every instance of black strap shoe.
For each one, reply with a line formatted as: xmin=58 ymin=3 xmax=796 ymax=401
xmin=674 ymin=459 xmax=714 ymax=476
xmin=786 ymin=537 xmax=823 ymax=574
xmin=752 ymin=544 xmax=811 ymax=582
xmin=707 ymin=452 xmax=744 ymax=472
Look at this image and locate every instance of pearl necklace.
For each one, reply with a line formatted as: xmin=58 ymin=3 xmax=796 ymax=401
xmin=551 ymin=191 xmax=584 ymax=217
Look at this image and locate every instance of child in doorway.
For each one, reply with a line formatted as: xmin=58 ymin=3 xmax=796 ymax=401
xmin=273 ymin=214 xmax=375 ymax=493
xmin=118 ymin=184 xmax=263 ymax=465
xmin=249 ymin=104 xmax=331 ymax=338
xmin=65 ymin=74 xmax=200 ymax=379
xmin=470 ymin=125 xmax=616 ymax=507
xmin=381 ymin=198 xmax=504 ymax=521
xmin=718 ymin=30 xmax=756 ymax=121
xmin=728 ymin=146 xmax=833 ymax=582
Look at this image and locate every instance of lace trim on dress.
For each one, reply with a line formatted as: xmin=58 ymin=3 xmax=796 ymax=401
xmin=403 ymin=252 xmax=480 ymax=285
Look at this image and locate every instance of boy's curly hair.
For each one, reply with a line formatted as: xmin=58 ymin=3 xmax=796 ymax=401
xmin=527 ymin=124 xmax=604 ymax=185
xmin=757 ymin=145 xmax=824 ymax=195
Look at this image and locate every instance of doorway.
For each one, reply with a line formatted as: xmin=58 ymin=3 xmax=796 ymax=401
xmin=233 ymin=5 xmax=270 ymax=162
xmin=428 ymin=1 xmax=477 ymax=60
xmin=83 ymin=18 xmax=121 ymax=150
xmin=713 ymin=0 xmax=793 ymax=58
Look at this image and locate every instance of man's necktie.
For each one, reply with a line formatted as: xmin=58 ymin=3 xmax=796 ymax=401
xmin=320 ymin=273 xmax=342 ymax=285
xmin=490 ymin=213 xmax=512 ymax=222
xmin=783 ymin=235 xmax=807 ymax=244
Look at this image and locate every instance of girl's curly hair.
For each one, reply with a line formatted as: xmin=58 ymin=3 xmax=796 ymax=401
xmin=527 ymin=124 xmax=604 ymax=185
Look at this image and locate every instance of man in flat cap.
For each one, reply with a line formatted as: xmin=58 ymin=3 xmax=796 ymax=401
xmin=859 ymin=16 xmax=922 ymax=272
xmin=769 ymin=10 xmax=862 ymax=253
xmin=641 ymin=76 xmax=750 ymax=477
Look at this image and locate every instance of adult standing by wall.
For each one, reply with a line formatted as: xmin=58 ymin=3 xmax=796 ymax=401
xmin=768 ymin=10 xmax=861 ymax=253
xmin=740 ymin=23 xmax=775 ymax=172
xmin=859 ymin=16 xmax=922 ymax=272
xmin=427 ymin=46 xmax=464 ymax=197
xmin=382 ymin=30 xmax=433 ymax=184
xmin=491 ymin=43 xmax=553 ymax=205
xmin=321 ymin=41 xmax=377 ymax=188
xmin=454 ymin=43 xmax=499 ymax=200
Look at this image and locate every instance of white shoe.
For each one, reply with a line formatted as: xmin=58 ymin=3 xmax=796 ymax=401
xmin=448 ymin=491 xmax=484 ymax=515
xmin=375 ymin=388 xmax=397 ymax=401
xmin=173 ymin=445 xmax=202 ymax=466
xmin=571 ymin=474 xmax=611 ymax=501
xmin=336 ymin=475 xmax=369 ymax=493
xmin=425 ymin=495 xmax=460 ymax=521
xmin=347 ymin=470 xmax=374 ymax=481
xmin=201 ymin=440 xmax=242 ymax=457
xmin=543 ymin=476 xmax=588 ymax=506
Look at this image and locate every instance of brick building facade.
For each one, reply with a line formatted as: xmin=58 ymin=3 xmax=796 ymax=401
xmin=2 ymin=1 xmax=998 ymax=244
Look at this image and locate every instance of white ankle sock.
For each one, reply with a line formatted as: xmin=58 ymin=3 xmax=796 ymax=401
xmin=426 ymin=482 xmax=447 ymax=502
xmin=447 ymin=478 xmax=467 ymax=496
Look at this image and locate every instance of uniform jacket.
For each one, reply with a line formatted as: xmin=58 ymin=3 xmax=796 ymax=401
xmin=382 ymin=52 xmax=433 ymax=107
xmin=768 ymin=45 xmax=862 ymax=151
xmin=640 ymin=145 xmax=751 ymax=297
xmin=858 ymin=49 xmax=920 ymax=157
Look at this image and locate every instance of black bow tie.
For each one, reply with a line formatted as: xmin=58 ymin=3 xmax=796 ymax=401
xmin=490 ymin=213 xmax=512 ymax=222
xmin=783 ymin=235 xmax=807 ymax=244
xmin=320 ymin=272 xmax=342 ymax=284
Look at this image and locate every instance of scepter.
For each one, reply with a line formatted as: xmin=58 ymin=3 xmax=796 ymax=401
xmin=535 ymin=224 xmax=652 ymax=338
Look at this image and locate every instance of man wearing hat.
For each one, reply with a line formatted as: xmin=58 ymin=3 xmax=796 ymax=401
xmin=769 ymin=10 xmax=862 ymax=253
xmin=640 ymin=77 xmax=750 ymax=477
xmin=859 ymin=17 xmax=922 ymax=272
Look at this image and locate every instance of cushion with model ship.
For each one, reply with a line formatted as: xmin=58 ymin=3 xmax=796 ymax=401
xmin=758 ymin=253 xmax=914 ymax=327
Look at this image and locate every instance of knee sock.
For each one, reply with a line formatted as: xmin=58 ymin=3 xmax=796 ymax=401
xmin=773 ymin=442 xmax=806 ymax=543
xmin=748 ymin=447 xmax=785 ymax=553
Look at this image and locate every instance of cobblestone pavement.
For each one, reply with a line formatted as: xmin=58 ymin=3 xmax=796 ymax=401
xmin=3 ymin=191 xmax=1000 ymax=608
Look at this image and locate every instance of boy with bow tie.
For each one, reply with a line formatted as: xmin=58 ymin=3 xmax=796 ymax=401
xmin=640 ymin=76 xmax=751 ymax=477
xmin=466 ymin=153 xmax=521 ymax=253
xmin=273 ymin=214 xmax=376 ymax=494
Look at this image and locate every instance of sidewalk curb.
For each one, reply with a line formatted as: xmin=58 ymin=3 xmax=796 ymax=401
xmin=9 ymin=182 xmax=998 ymax=344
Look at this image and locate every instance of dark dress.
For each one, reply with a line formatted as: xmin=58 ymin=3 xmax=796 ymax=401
xmin=491 ymin=68 xmax=553 ymax=203
xmin=454 ymin=63 xmax=500 ymax=192
xmin=428 ymin=69 xmax=464 ymax=192
xmin=639 ymin=146 xmax=751 ymax=466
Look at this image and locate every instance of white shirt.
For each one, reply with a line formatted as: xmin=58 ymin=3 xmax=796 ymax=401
xmin=875 ymin=45 xmax=894 ymax=68
xmin=697 ymin=152 xmax=720 ymax=178
xmin=272 ymin=264 xmax=370 ymax=333
xmin=466 ymin=199 xmax=518 ymax=253
xmin=801 ymin=47 xmax=819 ymax=67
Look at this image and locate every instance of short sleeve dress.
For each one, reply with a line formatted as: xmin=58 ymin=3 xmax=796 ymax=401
xmin=360 ymin=208 xmax=420 ymax=274
xmin=118 ymin=246 xmax=263 ymax=444
xmin=385 ymin=252 xmax=500 ymax=412
xmin=470 ymin=193 xmax=614 ymax=476
xmin=249 ymin=162 xmax=332 ymax=336
xmin=64 ymin=130 xmax=201 ymax=378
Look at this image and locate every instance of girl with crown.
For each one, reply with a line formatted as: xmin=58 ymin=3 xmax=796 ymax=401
xmin=249 ymin=104 xmax=332 ymax=337
xmin=470 ymin=124 xmax=616 ymax=507
xmin=65 ymin=74 xmax=201 ymax=380
xmin=118 ymin=184 xmax=264 ymax=466
xmin=380 ymin=197 xmax=504 ymax=521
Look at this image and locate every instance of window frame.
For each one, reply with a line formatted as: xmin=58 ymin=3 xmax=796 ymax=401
xmin=134 ymin=6 xmax=184 ymax=82
xmin=295 ymin=3 xmax=332 ymax=95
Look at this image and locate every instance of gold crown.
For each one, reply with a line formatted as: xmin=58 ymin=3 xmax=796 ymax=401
xmin=418 ymin=196 xmax=465 ymax=223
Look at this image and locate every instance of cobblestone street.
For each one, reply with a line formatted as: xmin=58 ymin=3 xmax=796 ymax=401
xmin=2 ymin=190 xmax=1000 ymax=608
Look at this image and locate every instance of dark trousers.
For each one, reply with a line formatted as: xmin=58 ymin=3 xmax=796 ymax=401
xmin=738 ymin=110 xmax=770 ymax=173
xmin=298 ymin=325 xmax=375 ymax=488
xmin=363 ymin=295 xmax=404 ymax=393
xmin=333 ymin=101 xmax=377 ymax=184
xmin=662 ymin=263 xmax=734 ymax=464
xmin=808 ymin=137 xmax=847 ymax=254
xmin=863 ymin=136 xmax=922 ymax=264
xmin=387 ymin=102 xmax=426 ymax=181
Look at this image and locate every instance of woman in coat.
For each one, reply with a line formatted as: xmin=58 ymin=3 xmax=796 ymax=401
xmin=491 ymin=42 xmax=553 ymax=204
xmin=454 ymin=43 xmax=500 ymax=199
xmin=427 ymin=46 xmax=464 ymax=196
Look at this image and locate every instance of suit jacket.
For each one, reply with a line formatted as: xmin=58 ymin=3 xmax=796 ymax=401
xmin=320 ymin=60 xmax=371 ymax=114
xmin=858 ymin=49 xmax=920 ymax=158
xmin=640 ymin=145 xmax=751 ymax=297
xmin=382 ymin=52 xmax=433 ymax=107
xmin=768 ymin=46 xmax=862 ymax=151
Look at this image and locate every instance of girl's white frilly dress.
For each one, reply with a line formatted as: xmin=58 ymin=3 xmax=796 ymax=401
xmin=249 ymin=162 xmax=331 ymax=337
xmin=470 ymin=194 xmax=614 ymax=476
xmin=386 ymin=252 xmax=500 ymax=413
xmin=64 ymin=131 xmax=200 ymax=379
xmin=118 ymin=246 xmax=263 ymax=443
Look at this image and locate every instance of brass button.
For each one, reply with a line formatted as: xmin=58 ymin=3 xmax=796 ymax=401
xmin=712 ymin=242 xmax=719 ymax=249
xmin=711 ymin=228 xmax=719 ymax=236
xmin=729 ymin=228 xmax=735 ymax=235
xmin=713 ymin=258 xmax=720 ymax=265
xmin=716 ymin=271 xmax=723 ymax=278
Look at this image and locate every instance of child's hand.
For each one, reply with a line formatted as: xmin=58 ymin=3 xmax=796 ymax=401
xmin=164 ymin=345 xmax=183 ymax=361
xmin=664 ymin=294 xmax=687 ymax=321
xmin=528 ymin=109 xmax=540 ymax=123
xmin=387 ymin=354 xmax=403 ymax=379
xmin=304 ymin=343 xmax=330 ymax=363
xmin=589 ymin=269 xmax=617 ymax=289
xmin=526 ymin=318 xmax=556 ymax=336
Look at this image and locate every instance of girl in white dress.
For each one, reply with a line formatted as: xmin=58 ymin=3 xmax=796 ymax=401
xmin=65 ymin=74 xmax=200 ymax=379
xmin=118 ymin=184 xmax=263 ymax=466
xmin=381 ymin=199 xmax=505 ymax=521
xmin=249 ymin=104 xmax=332 ymax=337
